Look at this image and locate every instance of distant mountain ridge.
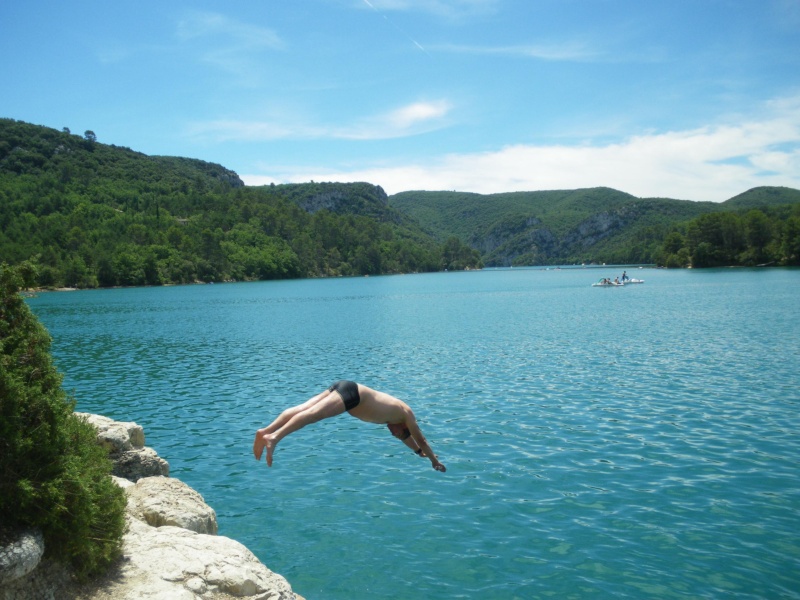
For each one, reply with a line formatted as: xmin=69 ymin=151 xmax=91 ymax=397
xmin=389 ymin=186 xmax=800 ymax=266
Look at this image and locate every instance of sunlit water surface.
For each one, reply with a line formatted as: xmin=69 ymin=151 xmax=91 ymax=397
xmin=27 ymin=268 xmax=800 ymax=599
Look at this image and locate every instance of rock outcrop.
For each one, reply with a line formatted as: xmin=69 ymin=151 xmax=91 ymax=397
xmin=76 ymin=413 xmax=170 ymax=481
xmin=125 ymin=477 xmax=218 ymax=535
xmin=92 ymin=518 xmax=294 ymax=600
xmin=0 ymin=529 xmax=44 ymax=587
xmin=0 ymin=414 xmax=301 ymax=600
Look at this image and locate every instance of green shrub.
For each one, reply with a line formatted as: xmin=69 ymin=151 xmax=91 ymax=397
xmin=0 ymin=262 xmax=127 ymax=581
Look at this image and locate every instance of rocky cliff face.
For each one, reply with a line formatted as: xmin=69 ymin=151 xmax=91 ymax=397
xmin=476 ymin=206 xmax=639 ymax=266
xmin=472 ymin=215 xmax=559 ymax=266
xmin=559 ymin=208 xmax=633 ymax=251
xmin=0 ymin=414 xmax=301 ymax=600
xmin=389 ymin=187 xmax=677 ymax=266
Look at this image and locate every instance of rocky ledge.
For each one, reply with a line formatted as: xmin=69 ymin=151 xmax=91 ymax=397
xmin=1 ymin=413 xmax=302 ymax=600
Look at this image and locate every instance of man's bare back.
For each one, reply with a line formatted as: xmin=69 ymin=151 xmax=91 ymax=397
xmin=253 ymin=381 xmax=446 ymax=472
xmin=346 ymin=384 xmax=411 ymax=424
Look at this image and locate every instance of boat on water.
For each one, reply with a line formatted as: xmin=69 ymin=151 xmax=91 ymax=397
xmin=591 ymin=277 xmax=646 ymax=287
xmin=592 ymin=278 xmax=624 ymax=287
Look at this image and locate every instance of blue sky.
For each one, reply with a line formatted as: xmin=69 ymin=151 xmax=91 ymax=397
xmin=2 ymin=0 xmax=799 ymax=201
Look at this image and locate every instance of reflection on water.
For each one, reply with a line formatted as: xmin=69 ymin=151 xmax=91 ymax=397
xmin=28 ymin=268 xmax=800 ymax=599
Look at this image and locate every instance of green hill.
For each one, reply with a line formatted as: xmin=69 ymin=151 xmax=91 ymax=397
xmin=722 ymin=186 xmax=800 ymax=209
xmin=0 ymin=118 xmax=481 ymax=287
xmin=389 ymin=186 xmax=800 ymax=266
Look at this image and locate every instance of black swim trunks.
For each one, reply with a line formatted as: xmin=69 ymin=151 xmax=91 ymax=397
xmin=329 ymin=380 xmax=360 ymax=411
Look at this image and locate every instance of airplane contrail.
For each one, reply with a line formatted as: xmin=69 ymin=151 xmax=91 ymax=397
xmin=361 ymin=0 xmax=431 ymax=57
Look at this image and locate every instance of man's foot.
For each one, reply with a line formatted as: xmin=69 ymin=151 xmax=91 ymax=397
xmin=253 ymin=429 xmax=266 ymax=460
xmin=265 ymin=435 xmax=277 ymax=467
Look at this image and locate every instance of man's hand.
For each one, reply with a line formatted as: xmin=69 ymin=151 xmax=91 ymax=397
xmin=432 ymin=460 xmax=446 ymax=472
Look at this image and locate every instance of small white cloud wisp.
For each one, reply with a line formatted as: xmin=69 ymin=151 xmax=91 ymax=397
xmin=187 ymin=99 xmax=452 ymax=142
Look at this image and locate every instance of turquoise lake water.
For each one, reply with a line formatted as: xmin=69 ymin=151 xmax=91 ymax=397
xmin=27 ymin=267 xmax=800 ymax=599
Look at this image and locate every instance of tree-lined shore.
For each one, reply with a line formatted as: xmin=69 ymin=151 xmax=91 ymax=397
xmin=2 ymin=118 xmax=799 ymax=290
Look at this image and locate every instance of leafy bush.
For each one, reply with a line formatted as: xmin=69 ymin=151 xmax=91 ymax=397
xmin=0 ymin=262 xmax=126 ymax=581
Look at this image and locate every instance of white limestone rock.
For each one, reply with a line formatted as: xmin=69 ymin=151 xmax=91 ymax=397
xmin=100 ymin=517 xmax=297 ymax=600
xmin=76 ymin=412 xmax=169 ymax=481
xmin=112 ymin=475 xmax=136 ymax=490
xmin=114 ymin=446 xmax=170 ymax=481
xmin=127 ymin=477 xmax=218 ymax=535
xmin=75 ymin=413 xmax=145 ymax=452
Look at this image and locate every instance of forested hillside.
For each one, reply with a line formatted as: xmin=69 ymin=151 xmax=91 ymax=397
xmin=389 ymin=186 xmax=800 ymax=267
xmin=654 ymin=201 xmax=800 ymax=268
xmin=0 ymin=119 xmax=480 ymax=288
xmin=3 ymin=118 xmax=798 ymax=285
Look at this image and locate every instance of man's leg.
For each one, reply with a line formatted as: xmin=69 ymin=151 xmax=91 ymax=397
xmin=254 ymin=388 xmax=331 ymax=461
xmin=261 ymin=389 xmax=331 ymax=434
xmin=256 ymin=390 xmax=348 ymax=466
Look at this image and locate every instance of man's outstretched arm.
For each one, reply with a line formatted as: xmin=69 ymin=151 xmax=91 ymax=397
xmin=405 ymin=414 xmax=446 ymax=472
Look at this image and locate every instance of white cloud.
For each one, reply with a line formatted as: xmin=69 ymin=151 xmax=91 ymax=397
xmin=241 ymin=96 xmax=800 ymax=201
xmin=186 ymin=99 xmax=453 ymax=142
xmin=379 ymin=100 xmax=452 ymax=133
xmin=176 ymin=11 xmax=284 ymax=80
xmin=750 ymin=150 xmax=800 ymax=174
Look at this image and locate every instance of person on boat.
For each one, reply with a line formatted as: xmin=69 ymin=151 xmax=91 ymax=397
xmin=614 ymin=277 xmax=621 ymax=284
xmin=621 ymin=271 xmax=628 ymax=282
xmin=253 ymin=381 xmax=447 ymax=472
